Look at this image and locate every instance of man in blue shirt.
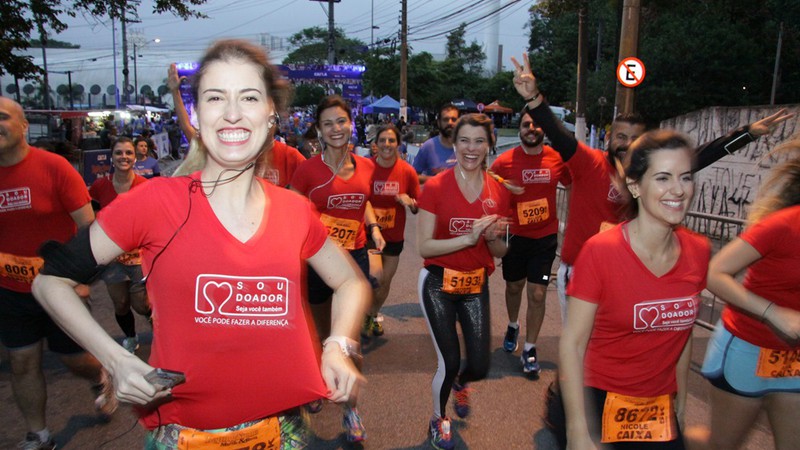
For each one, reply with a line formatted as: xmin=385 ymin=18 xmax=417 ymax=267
xmin=412 ymin=104 xmax=460 ymax=184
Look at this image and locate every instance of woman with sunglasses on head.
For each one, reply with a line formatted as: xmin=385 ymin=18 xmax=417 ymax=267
xmin=363 ymin=123 xmax=420 ymax=338
xmin=417 ymin=113 xmax=511 ymax=450
xmin=559 ymin=130 xmax=710 ymax=450
xmin=32 ymin=39 xmax=369 ymax=449
xmin=88 ymin=136 xmax=151 ymax=354
xmin=289 ymin=95 xmax=384 ymax=444
xmin=701 ymin=141 xmax=800 ymax=450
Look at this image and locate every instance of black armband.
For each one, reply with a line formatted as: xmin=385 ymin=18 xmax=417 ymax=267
xmin=38 ymin=226 xmax=104 ymax=284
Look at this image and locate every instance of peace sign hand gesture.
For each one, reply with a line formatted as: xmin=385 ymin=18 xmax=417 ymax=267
xmin=511 ymin=53 xmax=540 ymax=100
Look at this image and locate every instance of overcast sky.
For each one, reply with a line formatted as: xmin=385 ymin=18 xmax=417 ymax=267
xmin=4 ymin=1 xmax=532 ymax=95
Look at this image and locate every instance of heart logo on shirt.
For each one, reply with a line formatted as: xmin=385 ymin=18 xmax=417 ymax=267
xmin=329 ymin=196 xmax=343 ymax=207
xmin=198 ymin=281 xmax=233 ymax=314
xmin=637 ymin=306 xmax=660 ymax=328
xmin=452 ymin=220 xmax=468 ymax=232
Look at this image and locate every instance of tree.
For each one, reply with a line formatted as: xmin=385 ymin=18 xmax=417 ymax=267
xmin=0 ymin=0 xmax=208 ymax=80
xmin=445 ymin=23 xmax=486 ymax=75
xmin=283 ymin=27 xmax=368 ymax=65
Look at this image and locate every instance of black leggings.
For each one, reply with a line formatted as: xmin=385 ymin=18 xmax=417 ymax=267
xmin=419 ymin=267 xmax=491 ymax=417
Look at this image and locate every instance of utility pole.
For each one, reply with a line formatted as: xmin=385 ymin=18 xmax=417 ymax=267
xmin=33 ymin=0 xmax=51 ymax=110
xmin=327 ymin=0 xmax=336 ymax=64
xmin=121 ymin=4 xmax=130 ymax=105
xmin=614 ymin=0 xmax=640 ymax=116
xmin=574 ymin=1 xmax=588 ymax=143
xmin=112 ymin=15 xmax=120 ymax=108
xmin=399 ymin=0 xmax=408 ymax=120
xmin=770 ymin=22 xmax=783 ymax=105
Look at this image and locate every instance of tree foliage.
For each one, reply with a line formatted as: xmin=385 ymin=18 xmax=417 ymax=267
xmin=283 ymin=26 xmax=368 ymax=65
xmin=0 ymin=0 xmax=207 ymax=80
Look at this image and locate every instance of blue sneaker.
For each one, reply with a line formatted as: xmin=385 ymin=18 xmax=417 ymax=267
xmin=503 ymin=325 xmax=519 ymax=352
xmin=521 ymin=347 xmax=541 ymax=377
xmin=342 ymin=407 xmax=366 ymax=443
xmin=452 ymin=382 xmax=472 ymax=418
xmin=429 ymin=416 xmax=454 ymax=450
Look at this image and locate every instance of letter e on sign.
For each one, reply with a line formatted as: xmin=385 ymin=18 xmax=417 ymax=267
xmin=617 ymin=57 xmax=645 ymax=88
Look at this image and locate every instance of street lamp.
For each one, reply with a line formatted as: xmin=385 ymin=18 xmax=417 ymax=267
xmin=132 ymin=38 xmax=160 ymax=104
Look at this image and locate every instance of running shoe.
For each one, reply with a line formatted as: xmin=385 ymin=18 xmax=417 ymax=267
xmin=521 ymin=347 xmax=541 ymax=377
xmin=17 ymin=432 xmax=56 ymax=450
xmin=122 ymin=336 xmax=139 ymax=353
xmin=428 ymin=416 xmax=454 ymax=450
xmin=502 ymin=325 xmax=519 ymax=352
xmin=92 ymin=369 xmax=118 ymax=421
xmin=342 ymin=407 xmax=366 ymax=443
xmin=452 ymin=382 xmax=472 ymax=418
xmin=371 ymin=314 xmax=384 ymax=336
xmin=360 ymin=315 xmax=373 ymax=338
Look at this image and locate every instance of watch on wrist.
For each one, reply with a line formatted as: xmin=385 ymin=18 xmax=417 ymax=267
xmin=323 ymin=336 xmax=362 ymax=360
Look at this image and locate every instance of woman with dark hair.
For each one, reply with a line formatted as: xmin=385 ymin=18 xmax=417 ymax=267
xmin=133 ymin=136 xmax=160 ymax=178
xmin=289 ymin=95 xmax=384 ymax=443
xmin=33 ymin=39 xmax=369 ymax=449
xmin=88 ymin=136 xmax=151 ymax=353
xmin=417 ymin=113 xmax=511 ymax=450
xmin=701 ymin=141 xmax=800 ymax=449
xmin=364 ymin=123 xmax=420 ymax=337
xmin=559 ymin=129 xmax=710 ymax=450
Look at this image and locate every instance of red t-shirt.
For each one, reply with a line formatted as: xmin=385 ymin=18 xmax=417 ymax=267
xmin=290 ymin=154 xmax=375 ymax=250
xmin=567 ymin=223 xmax=710 ymax=397
xmin=369 ymin=158 xmax=420 ymax=242
xmin=490 ymin=145 xmax=571 ymax=239
xmin=257 ymin=141 xmax=306 ymax=187
xmin=561 ymin=142 xmax=625 ymax=265
xmin=88 ymin=174 xmax=148 ymax=209
xmin=98 ymin=175 xmax=328 ymax=430
xmin=722 ymin=205 xmax=800 ymax=350
xmin=417 ymin=169 xmax=511 ymax=274
xmin=0 ymin=147 xmax=90 ymax=293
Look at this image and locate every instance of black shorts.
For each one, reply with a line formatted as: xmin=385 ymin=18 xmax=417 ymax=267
xmin=0 ymin=286 xmax=85 ymax=354
xmin=501 ymin=234 xmax=557 ymax=285
xmin=307 ymin=246 xmax=378 ymax=304
xmin=381 ymin=240 xmax=404 ymax=257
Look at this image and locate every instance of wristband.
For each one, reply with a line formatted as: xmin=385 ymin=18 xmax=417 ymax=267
xmin=760 ymin=302 xmax=775 ymax=323
xmin=367 ymin=223 xmax=381 ymax=233
xmin=323 ymin=336 xmax=362 ymax=360
xmin=524 ymin=91 xmax=541 ymax=103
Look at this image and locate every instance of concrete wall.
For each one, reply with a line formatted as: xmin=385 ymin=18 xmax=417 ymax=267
xmin=661 ymin=104 xmax=800 ymax=221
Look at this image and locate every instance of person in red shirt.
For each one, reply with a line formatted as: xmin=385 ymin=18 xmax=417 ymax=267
xmin=89 ymin=136 xmax=150 ymax=354
xmin=417 ymin=113 xmax=511 ymax=450
xmin=0 ymin=97 xmax=114 ymax=450
xmin=490 ymin=112 xmax=571 ymax=377
xmin=290 ymin=95 xmax=384 ymax=444
xmin=32 ymin=40 xmax=369 ymax=449
xmin=510 ymin=53 xmax=795 ymax=323
xmin=364 ymin=123 xmax=420 ymax=337
xmin=560 ymin=130 xmax=710 ymax=449
xmin=701 ymin=141 xmax=800 ymax=450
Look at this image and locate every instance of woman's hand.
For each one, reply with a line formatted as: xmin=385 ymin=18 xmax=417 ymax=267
xmin=483 ymin=216 xmax=510 ymax=243
xmin=764 ymin=304 xmax=800 ymax=346
xmin=748 ymin=108 xmax=795 ymax=137
xmin=371 ymin=227 xmax=386 ymax=252
xmin=167 ymin=63 xmax=185 ymax=92
xmin=107 ymin=353 xmax=174 ymax=405
xmin=510 ymin=53 xmax=540 ymax=100
xmin=321 ymin=345 xmax=366 ymax=403
xmin=467 ymin=215 xmax=499 ymax=245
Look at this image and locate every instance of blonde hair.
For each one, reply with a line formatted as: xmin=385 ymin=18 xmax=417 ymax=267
xmin=172 ymin=39 xmax=288 ymax=177
xmin=747 ymin=139 xmax=800 ymax=224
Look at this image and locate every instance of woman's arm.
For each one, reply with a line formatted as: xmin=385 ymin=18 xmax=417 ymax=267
xmin=307 ymin=240 xmax=370 ymax=402
xmin=559 ymin=297 xmax=599 ymax=450
xmin=364 ymin=201 xmax=386 ymax=251
xmin=416 ymin=210 xmax=499 ymax=258
xmin=168 ymin=63 xmax=197 ymax=143
xmin=708 ymin=237 xmax=800 ymax=344
xmin=32 ymin=223 xmax=167 ymax=404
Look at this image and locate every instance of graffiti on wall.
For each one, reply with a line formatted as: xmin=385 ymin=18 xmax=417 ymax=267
xmin=661 ymin=105 xmax=799 ymax=224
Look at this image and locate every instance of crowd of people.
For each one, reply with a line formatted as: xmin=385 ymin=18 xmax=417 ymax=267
xmin=0 ymin=39 xmax=797 ymax=450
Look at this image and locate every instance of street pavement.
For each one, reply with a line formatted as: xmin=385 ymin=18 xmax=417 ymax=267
xmin=0 ymin=148 xmax=778 ymax=449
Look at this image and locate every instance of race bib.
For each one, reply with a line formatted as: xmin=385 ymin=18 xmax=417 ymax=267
xmin=373 ymin=207 xmax=396 ymax=230
xmin=756 ymin=348 xmax=800 ymax=378
xmin=0 ymin=251 xmax=44 ymax=284
xmin=442 ymin=267 xmax=485 ymax=295
xmin=320 ymin=214 xmax=360 ymax=250
xmin=516 ymin=198 xmax=549 ymax=225
xmin=177 ymin=417 xmax=280 ymax=450
xmin=601 ymin=392 xmax=675 ymax=443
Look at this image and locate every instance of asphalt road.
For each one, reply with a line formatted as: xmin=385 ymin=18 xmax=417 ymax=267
xmin=0 ymin=148 xmax=777 ymax=449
